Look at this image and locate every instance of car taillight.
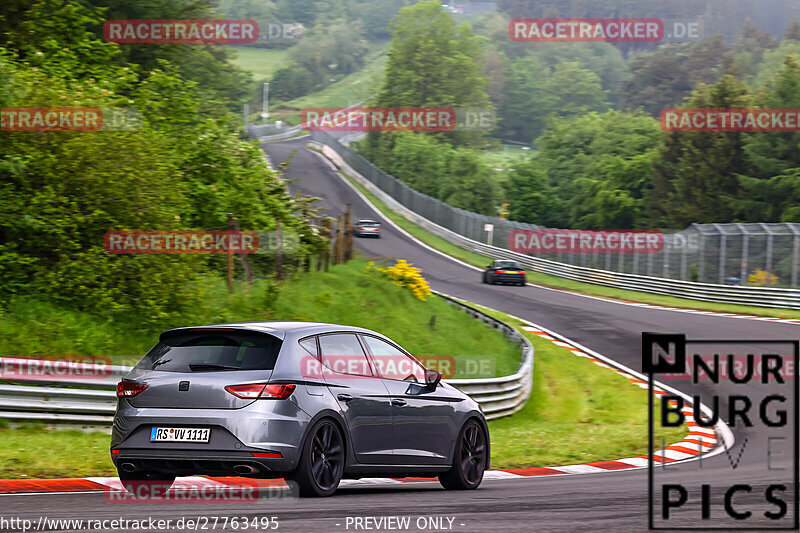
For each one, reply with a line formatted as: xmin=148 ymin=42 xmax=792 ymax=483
xmin=116 ymin=381 xmax=147 ymax=398
xmin=225 ymin=383 xmax=295 ymax=400
xmin=251 ymin=452 xmax=282 ymax=458
xmin=358 ymin=228 xmax=365 ymax=231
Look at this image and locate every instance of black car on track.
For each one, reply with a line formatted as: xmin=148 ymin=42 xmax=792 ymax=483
xmin=482 ymin=260 xmax=527 ymax=286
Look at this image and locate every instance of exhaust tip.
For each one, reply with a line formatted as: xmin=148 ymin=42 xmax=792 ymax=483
xmin=233 ymin=464 xmax=258 ymax=475
xmin=120 ymin=463 xmax=137 ymax=473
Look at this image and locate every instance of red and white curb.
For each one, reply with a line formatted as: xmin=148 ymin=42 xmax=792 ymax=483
xmin=616 ymin=301 xmax=800 ymax=325
xmin=516 ymin=324 xmax=725 ymax=473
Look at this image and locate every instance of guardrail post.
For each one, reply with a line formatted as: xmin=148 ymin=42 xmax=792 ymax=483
xmin=719 ymin=234 xmax=727 ymax=285
xmin=698 ymin=234 xmax=705 ymax=282
xmin=741 ymin=234 xmax=749 ymax=285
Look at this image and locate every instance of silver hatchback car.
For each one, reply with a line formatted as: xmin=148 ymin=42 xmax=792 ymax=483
xmin=111 ymin=322 xmax=490 ymax=497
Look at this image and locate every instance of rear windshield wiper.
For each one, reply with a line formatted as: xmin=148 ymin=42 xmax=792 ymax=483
xmin=188 ymin=362 xmax=241 ymax=371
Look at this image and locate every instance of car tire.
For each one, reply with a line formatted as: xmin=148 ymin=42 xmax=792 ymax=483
xmin=118 ymin=469 xmax=175 ymax=497
xmin=292 ymin=419 xmax=345 ymax=497
xmin=439 ymin=419 xmax=487 ymax=490
xmin=482 ymin=272 xmax=487 ymax=284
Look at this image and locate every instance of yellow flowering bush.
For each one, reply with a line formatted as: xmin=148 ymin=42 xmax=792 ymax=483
xmin=748 ymin=268 xmax=779 ymax=286
xmin=365 ymin=260 xmax=433 ymax=301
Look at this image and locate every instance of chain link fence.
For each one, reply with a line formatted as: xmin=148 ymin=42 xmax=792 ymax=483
xmin=310 ymin=131 xmax=800 ymax=289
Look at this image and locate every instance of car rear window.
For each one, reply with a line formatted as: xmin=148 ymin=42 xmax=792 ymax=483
xmin=135 ymin=331 xmax=282 ymax=372
xmin=496 ymin=261 xmax=521 ymax=268
xmin=359 ymin=222 xmax=380 ymax=227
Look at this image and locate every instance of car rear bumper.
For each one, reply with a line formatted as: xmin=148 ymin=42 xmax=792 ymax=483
xmin=493 ymin=274 xmax=526 ymax=284
xmin=111 ymin=399 xmax=312 ymax=474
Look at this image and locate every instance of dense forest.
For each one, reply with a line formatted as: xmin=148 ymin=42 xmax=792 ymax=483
xmin=0 ymin=0 xmax=324 ymax=323
xmin=350 ymin=1 xmax=800 ymax=229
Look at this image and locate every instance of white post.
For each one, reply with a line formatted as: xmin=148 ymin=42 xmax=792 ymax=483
xmin=261 ymin=83 xmax=270 ymax=122
xmin=484 ymin=223 xmax=494 ymax=246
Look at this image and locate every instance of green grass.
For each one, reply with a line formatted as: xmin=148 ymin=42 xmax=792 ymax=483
xmin=330 ymin=157 xmax=800 ymax=320
xmin=225 ymin=46 xmax=291 ymax=81
xmin=476 ymin=307 xmax=687 ymax=468
xmin=479 ymin=145 xmax=536 ymax=171
xmin=268 ymin=46 xmax=388 ymax=125
xmin=0 ymin=258 xmax=520 ymax=374
xmin=0 ymin=300 xmax=688 ymax=477
xmin=0 ymin=423 xmax=116 ymax=479
xmin=284 ymin=46 xmax=387 ymax=110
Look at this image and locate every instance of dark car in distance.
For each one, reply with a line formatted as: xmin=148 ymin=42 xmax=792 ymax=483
xmin=482 ymin=260 xmax=527 ymax=286
xmin=111 ymin=322 xmax=489 ymax=497
xmin=353 ymin=219 xmax=381 ymax=238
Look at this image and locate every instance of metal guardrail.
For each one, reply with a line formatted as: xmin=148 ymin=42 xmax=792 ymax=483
xmin=310 ymin=140 xmax=800 ymax=310
xmin=435 ymin=292 xmax=534 ymax=420
xmin=0 ymin=301 xmax=534 ymax=424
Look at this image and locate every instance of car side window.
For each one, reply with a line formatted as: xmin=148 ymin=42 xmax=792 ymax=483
xmin=298 ymin=336 xmax=318 ymax=356
xmin=362 ymin=335 xmax=426 ymax=383
xmin=318 ymin=333 xmax=373 ymax=377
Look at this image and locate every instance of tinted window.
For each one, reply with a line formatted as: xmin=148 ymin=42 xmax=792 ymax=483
xmin=135 ymin=332 xmax=281 ymax=372
xmin=319 ymin=333 xmax=373 ymax=376
xmin=363 ymin=335 xmax=426 ymax=382
xmin=495 ymin=260 xmax=521 ymax=269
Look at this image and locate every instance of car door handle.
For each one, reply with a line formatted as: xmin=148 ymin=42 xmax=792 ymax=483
xmin=337 ymin=393 xmax=353 ymax=402
xmin=391 ymin=398 xmax=407 ymax=406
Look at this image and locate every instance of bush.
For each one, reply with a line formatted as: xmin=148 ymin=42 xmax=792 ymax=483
xmin=365 ymin=260 xmax=433 ymax=301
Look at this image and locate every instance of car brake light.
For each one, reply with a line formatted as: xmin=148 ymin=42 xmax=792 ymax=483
xmin=251 ymin=452 xmax=282 ymax=458
xmin=116 ymin=382 xmax=147 ymax=398
xmin=225 ymin=383 xmax=295 ymax=400
xmin=358 ymin=227 xmax=365 ymax=231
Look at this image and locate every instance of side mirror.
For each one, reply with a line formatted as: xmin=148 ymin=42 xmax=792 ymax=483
xmin=425 ymin=369 xmax=442 ymax=391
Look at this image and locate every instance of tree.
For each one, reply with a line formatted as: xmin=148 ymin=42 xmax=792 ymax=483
xmin=497 ymin=59 xmax=609 ymax=143
xmin=728 ymin=56 xmax=800 ymax=222
xmin=504 ymin=160 xmax=556 ymax=225
xmin=650 ymin=74 xmax=751 ymax=227
xmin=623 ymin=36 xmax=733 ymax=116
xmin=365 ymin=0 xmax=491 ymax=159
xmin=533 ymin=110 xmax=662 ymax=228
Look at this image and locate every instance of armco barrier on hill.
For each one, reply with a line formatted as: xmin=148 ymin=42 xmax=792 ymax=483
xmin=307 ymin=131 xmax=800 ymax=309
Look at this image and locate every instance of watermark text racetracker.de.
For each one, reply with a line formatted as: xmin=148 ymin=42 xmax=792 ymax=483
xmin=104 ymin=19 xmax=258 ymax=44
xmin=0 ymin=355 xmax=111 ymax=380
xmin=661 ymin=108 xmax=800 ymax=132
xmin=509 ymin=229 xmax=664 ymax=254
xmin=509 ymin=18 xmax=700 ymax=43
xmin=301 ymin=107 xmax=495 ymax=132
xmin=301 ymin=354 xmax=495 ymax=380
xmin=0 ymin=515 xmax=279 ymax=531
xmin=1 ymin=108 xmax=142 ymax=132
xmin=103 ymin=230 xmax=299 ymax=255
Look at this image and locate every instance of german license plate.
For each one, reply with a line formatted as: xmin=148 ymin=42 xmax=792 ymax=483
xmin=150 ymin=427 xmax=210 ymax=443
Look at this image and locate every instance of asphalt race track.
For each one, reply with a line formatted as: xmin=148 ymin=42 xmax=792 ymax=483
xmin=4 ymin=136 xmax=797 ymax=532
